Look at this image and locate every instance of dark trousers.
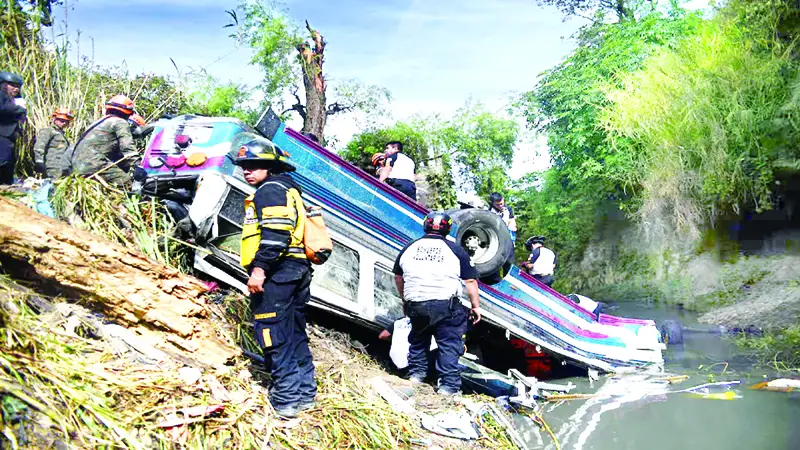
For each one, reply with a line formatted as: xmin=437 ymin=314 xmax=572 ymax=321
xmin=251 ymin=264 xmax=316 ymax=409
xmin=388 ymin=178 xmax=417 ymax=201
xmin=0 ymin=136 xmax=15 ymax=185
xmin=533 ymin=274 xmax=554 ymax=287
xmin=406 ymin=299 xmax=468 ymax=391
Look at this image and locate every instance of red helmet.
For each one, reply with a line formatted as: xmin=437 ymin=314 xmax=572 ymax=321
xmin=105 ymin=95 xmax=134 ymax=116
xmin=51 ymin=107 xmax=74 ymax=122
xmin=129 ymin=113 xmax=146 ymax=127
xmin=423 ymin=212 xmax=453 ymax=236
xmin=371 ymin=152 xmax=386 ymax=167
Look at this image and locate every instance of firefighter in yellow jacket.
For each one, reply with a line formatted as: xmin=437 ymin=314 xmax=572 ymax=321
xmin=236 ymin=134 xmax=315 ymax=419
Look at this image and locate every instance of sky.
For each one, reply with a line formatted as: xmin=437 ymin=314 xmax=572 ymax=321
xmin=53 ymin=0 xmax=590 ymax=177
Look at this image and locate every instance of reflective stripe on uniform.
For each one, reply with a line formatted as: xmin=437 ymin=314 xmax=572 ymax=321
xmin=240 ymin=180 xmax=307 ymax=268
xmin=261 ymin=217 xmax=296 ymax=227
xmin=260 ymin=239 xmax=288 ymax=247
xmin=262 ymin=328 xmax=273 ymax=347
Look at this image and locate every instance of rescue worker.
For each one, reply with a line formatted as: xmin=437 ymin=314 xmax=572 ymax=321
xmin=69 ymin=95 xmax=137 ymax=187
xmin=521 ymin=236 xmax=557 ymax=287
xmin=379 ymin=141 xmax=416 ymax=200
xmin=236 ymin=135 xmax=316 ymax=419
xmin=0 ymin=72 xmax=26 ymax=184
xmin=393 ymin=212 xmax=481 ymax=395
xmin=487 ymin=192 xmax=517 ymax=241
xmin=128 ymin=113 xmax=154 ymax=139
xmin=33 ymin=108 xmax=74 ymax=178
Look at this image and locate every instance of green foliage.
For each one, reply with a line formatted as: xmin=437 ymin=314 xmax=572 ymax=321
xmin=327 ymin=79 xmax=393 ymax=131
xmin=343 ymin=104 xmax=518 ymax=210
xmin=602 ymin=1 xmax=800 ymax=238
xmin=228 ymin=1 xmax=300 ymax=105
xmin=343 ymin=120 xmax=433 ymax=172
xmin=189 ymin=76 xmax=256 ymax=123
xmin=512 ymin=10 xmax=702 ymax=286
xmin=517 ymin=10 xmax=702 ymax=190
xmin=535 ymin=0 xmax=652 ymax=22
xmin=734 ymin=324 xmax=800 ymax=368
xmin=0 ymin=4 xmax=203 ymax=174
xmin=440 ymin=104 xmax=518 ymax=196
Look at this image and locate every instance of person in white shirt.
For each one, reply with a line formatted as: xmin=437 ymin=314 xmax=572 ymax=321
xmin=379 ymin=141 xmax=416 ymax=200
xmin=521 ymin=236 xmax=557 ymax=287
xmin=487 ymin=192 xmax=517 ymax=241
xmin=378 ymin=317 xmax=438 ymax=373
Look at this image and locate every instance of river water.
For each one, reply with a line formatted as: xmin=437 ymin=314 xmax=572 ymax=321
xmin=516 ymin=302 xmax=800 ymax=450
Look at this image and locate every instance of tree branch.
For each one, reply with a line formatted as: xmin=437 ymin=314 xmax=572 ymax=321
xmin=281 ymin=87 xmax=307 ymax=120
xmin=326 ymin=101 xmax=355 ymax=116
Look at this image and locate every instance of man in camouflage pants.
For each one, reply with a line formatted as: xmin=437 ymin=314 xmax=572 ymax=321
xmin=69 ymin=95 xmax=137 ymax=187
xmin=34 ymin=108 xmax=74 ymax=179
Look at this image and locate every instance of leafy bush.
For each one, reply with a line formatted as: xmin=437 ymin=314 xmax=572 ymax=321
xmin=602 ymin=4 xmax=800 ymax=241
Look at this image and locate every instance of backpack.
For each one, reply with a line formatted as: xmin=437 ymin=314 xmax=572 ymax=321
xmin=304 ymin=205 xmax=332 ymax=265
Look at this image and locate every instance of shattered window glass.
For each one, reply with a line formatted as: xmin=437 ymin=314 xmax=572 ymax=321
xmin=311 ymin=241 xmax=359 ymax=301
xmin=374 ymin=266 xmax=404 ymax=321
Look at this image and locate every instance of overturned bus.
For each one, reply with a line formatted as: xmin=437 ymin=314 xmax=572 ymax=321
xmin=132 ymin=109 xmax=665 ymax=375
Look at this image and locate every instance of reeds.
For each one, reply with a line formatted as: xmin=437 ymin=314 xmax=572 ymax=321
xmin=51 ymin=175 xmax=190 ymax=270
xmin=0 ymin=279 xmax=425 ymax=449
xmin=1 ymin=4 xmax=191 ymax=174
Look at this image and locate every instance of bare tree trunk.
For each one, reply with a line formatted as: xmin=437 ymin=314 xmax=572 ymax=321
xmin=0 ymin=196 xmax=239 ymax=367
xmin=297 ymin=21 xmax=327 ymax=141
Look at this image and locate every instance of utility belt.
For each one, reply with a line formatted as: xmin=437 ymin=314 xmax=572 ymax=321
xmin=405 ymin=294 xmax=462 ymax=310
xmin=387 ymin=178 xmax=414 ymax=185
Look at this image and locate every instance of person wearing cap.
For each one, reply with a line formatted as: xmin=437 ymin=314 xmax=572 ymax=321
xmin=128 ymin=113 xmax=155 ymax=139
xmin=0 ymin=72 xmax=26 ymax=184
xmin=236 ymin=134 xmax=316 ymax=419
xmin=393 ymin=211 xmax=481 ymax=396
xmin=379 ymin=141 xmax=417 ymax=200
xmin=68 ymin=95 xmax=137 ymax=187
xmin=521 ymin=236 xmax=557 ymax=287
xmin=34 ymin=108 xmax=74 ymax=179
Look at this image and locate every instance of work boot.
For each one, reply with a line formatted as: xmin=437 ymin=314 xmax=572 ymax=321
xmin=273 ymin=405 xmax=300 ymax=419
xmin=437 ymin=387 xmax=461 ymax=396
xmin=408 ymin=375 xmax=425 ymax=385
xmin=297 ymin=400 xmax=316 ymax=412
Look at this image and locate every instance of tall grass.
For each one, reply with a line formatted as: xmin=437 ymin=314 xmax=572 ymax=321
xmin=0 ymin=278 xmax=432 ymax=449
xmin=0 ymin=3 xmax=192 ymax=174
xmin=602 ymin=7 xmax=800 ymax=243
xmin=51 ymin=176 xmax=190 ymax=269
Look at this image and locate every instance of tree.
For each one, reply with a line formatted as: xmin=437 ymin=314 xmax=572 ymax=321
xmin=510 ymin=8 xmax=702 ymax=287
xmin=535 ymin=0 xmax=657 ymax=22
xmin=228 ymin=2 xmax=390 ymax=142
xmin=188 ymin=76 xmax=256 ymax=123
xmin=343 ymin=104 xmax=519 ymax=209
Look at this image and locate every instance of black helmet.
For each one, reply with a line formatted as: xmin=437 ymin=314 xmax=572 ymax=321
xmin=488 ymin=192 xmax=503 ymax=204
xmin=0 ymin=72 xmax=23 ymax=86
xmin=233 ymin=135 xmax=295 ymax=173
xmin=525 ymin=235 xmax=546 ymax=251
xmin=423 ymin=211 xmax=453 ymax=236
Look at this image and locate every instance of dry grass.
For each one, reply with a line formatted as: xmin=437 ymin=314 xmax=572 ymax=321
xmin=50 ymin=176 xmax=190 ymax=270
xmin=0 ymin=279 xmax=525 ymax=449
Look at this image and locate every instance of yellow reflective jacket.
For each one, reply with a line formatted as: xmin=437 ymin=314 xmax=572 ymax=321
xmin=241 ymin=175 xmax=307 ymax=269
